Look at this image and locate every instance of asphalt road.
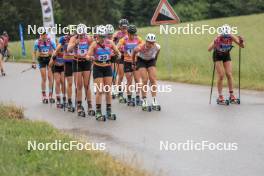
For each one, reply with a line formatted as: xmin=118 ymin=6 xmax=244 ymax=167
xmin=1 ymin=63 xmax=264 ymax=176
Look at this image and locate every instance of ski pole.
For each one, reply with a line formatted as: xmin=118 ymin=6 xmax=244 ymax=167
xmin=209 ymin=62 xmax=216 ymax=104
xmin=63 ymin=64 xmax=66 ymax=111
xmin=21 ymin=67 xmax=33 ymax=73
xmin=238 ymin=47 xmax=241 ymax=101
xmin=50 ymin=65 xmax=55 ymax=108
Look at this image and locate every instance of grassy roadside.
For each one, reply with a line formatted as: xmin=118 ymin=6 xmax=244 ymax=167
xmin=0 ymin=104 xmax=149 ymax=176
xmin=8 ymin=13 xmax=264 ymax=90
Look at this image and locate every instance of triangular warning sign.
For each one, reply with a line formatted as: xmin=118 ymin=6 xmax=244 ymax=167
xmin=151 ymin=0 xmax=180 ymax=25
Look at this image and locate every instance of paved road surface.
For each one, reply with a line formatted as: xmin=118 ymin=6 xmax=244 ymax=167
xmin=1 ymin=63 xmax=264 ymax=176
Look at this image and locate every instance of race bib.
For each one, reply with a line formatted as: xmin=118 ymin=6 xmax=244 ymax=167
xmin=98 ymin=54 xmax=109 ymax=62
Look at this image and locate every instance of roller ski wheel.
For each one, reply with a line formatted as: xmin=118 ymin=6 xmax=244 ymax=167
xmin=229 ymin=96 xmax=240 ymax=105
xmin=152 ymin=105 xmax=161 ymax=111
xmin=95 ymin=112 xmax=106 ymax=121
xmin=105 ymin=112 xmax=116 ymax=120
xmin=88 ymin=109 xmax=96 ymax=116
xmin=49 ymin=98 xmax=55 ymax=104
xmin=67 ymin=105 xmax=75 ymax=112
xmin=142 ymin=105 xmax=152 ymax=112
xmin=119 ymin=97 xmax=127 ymax=104
xmin=42 ymin=97 xmax=48 ymax=104
xmin=77 ymin=106 xmax=86 ymax=117
xmin=127 ymin=99 xmax=135 ymax=107
xmin=216 ymin=98 xmax=229 ymax=106
xmin=56 ymin=102 xmax=64 ymax=109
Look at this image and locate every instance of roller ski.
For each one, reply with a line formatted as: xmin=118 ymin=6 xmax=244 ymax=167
xmin=216 ymin=95 xmax=229 ymax=106
xmin=105 ymin=110 xmax=117 ymax=120
xmin=88 ymin=108 xmax=96 ymax=116
xmin=1 ymin=71 xmax=6 ymax=76
xmin=142 ymin=100 xmax=152 ymax=112
xmin=56 ymin=101 xmax=64 ymax=109
xmin=111 ymin=89 xmax=118 ymax=99
xmin=77 ymin=105 xmax=86 ymax=117
xmin=127 ymin=98 xmax=135 ymax=107
xmin=42 ymin=95 xmax=49 ymax=104
xmin=229 ymin=95 xmax=240 ymax=104
xmin=151 ymin=99 xmax=161 ymax=111
xmin=67 ymin=103 xmax=75 ymax=112
xmin=95 ymin=111 xmax=106 ymax=121
xmin=118 ymin=93 xmax=127 ymax=104
xmin=49 ymin=95 xmax=55 ymax=104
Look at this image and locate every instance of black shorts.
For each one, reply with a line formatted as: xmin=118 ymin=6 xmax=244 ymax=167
xmin=110 ymin=55 xmax=117 ymax=63
xmin=72 ymin=59 xmax=92 ymax=72
xmin=137 ymin=57 xmax=156 ymax=69
xmin=124 ymin=61 xmax=136 ymax=73
xmin=93 ymin=65 xmax=112 ymax=79
xmin=0 ymin=49 xmax=4 ymax=56
xmin=38 ymin=57 xmax=50 ymax=69
xmin=53 ymin=65 xmax=64 ymax=73
xmin=117 ymin=54 xmax=124 ymax=64
xmin=65 ymin=62 xmax=73 ymax=77
xmin=213 ymin=51 xmax=231 ymax=63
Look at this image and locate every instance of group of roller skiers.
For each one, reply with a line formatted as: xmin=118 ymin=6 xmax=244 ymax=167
xmin=31 ymin=19 xmax=161 ymax=121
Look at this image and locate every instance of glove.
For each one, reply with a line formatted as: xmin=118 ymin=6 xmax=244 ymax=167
xmin=32 ymin=62 xmax=37 ymax=69
xmin=52 ymin=55 xmax=56 ymax=60
xmin=132 ymin=62 xmax=136 ymax=71
xmin=238 ymin=36 xmax=244 ymax=48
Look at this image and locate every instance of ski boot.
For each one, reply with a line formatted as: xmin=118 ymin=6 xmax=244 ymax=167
xmin=216 ymin=95 xmax=229 ymax=106
xmin=67 ymin=103 xmax=75 ymax=112
xmin=111 ymin=89 xmax=118 ymax=99
xmin=95 ymin=111 xmax=106 ymax=121
xmin=151 ymin=99 xmax=161 ymax=111
xmin=1 ymin=71 xmax=6 ymax=76
xmin=135 ymin=96 xmax=142 ymax=106
xmin=118 ymin=93 xmax=127 ymax=104
xmin=229 ymin=95 xmax=240 ymax=104
xmin=142 ymin=100 xmax=152 ymax=112
xmin=127 ymin=98 xmax=135 ymax=107
xmin=105 ymin=110 xmax=117 ymax=120
xmin=42 ymin=95 xmax=49 ymax=104
xmin=88 ymin=108 xmax=96 ymax=116
xmin=77 ymin=105 xmax=86 ymax=117
xmin=49 ymin=95 xmax=55 ymax=104
xmin=56 ymin=100 xmax=64 ymax=109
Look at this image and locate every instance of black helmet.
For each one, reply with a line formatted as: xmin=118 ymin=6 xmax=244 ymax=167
xmin=119 ymin=19 xmax=129 ymax=27
xmin=128 ymin=25 xmax=137 ymax=34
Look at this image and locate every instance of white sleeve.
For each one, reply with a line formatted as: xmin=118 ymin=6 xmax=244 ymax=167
xmin=156 ymin=43 xmax=161 ymax=50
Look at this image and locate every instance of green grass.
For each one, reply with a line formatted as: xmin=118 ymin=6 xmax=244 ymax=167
xmin=0 ymin=104 xmax=149 ymax=176
xmin=9 ymin=13 xmax=264 ymax=90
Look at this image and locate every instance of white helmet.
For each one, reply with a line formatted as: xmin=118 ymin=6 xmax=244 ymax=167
xmin=220 ymin=24 xmax=231 ymax=35
xmin=97 ymin=25 xmax=107 ymax=36
xmin=77 ymin=23 xmax=87 ymax=34
xmin=106 ymin=24 xmax=115 ymax=35
xmin=145 ymin=33 xmax=156 ymax=42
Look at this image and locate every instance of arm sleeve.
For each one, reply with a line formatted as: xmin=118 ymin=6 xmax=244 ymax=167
xmin=33 ymin=40 xmax=38 ymax=51
xmin=59 ymin=37 xmax=65 ymax=45
xmin=51 ymin=41 xmax=56 ymax=50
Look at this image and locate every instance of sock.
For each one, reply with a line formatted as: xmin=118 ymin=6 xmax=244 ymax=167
xmin=88 ymin=101 xmax=92 ymax=109
xmin=77 ymin=101 xmax=82 ymax=107
xmin=136 ymin=95 xmax=140 ymax=99
xmin=68 ymin=98 xmax=72 ymax=104
xmin=106 ymin=104 xmax=111 ymax=113
xmin=56 ymin=95 xmax=60 ymax=102
xmin=96 ymin=104 xmax=101 ymax=113
xmin=62 ymin=96 xmax=66 ymax=102
xmin=127 ymin=94 xmax=132 ymax=100
xmin=42 ymin=91 xmax=46 ymax=97
xmin=229 ymin=90 xmax=234 ymax=95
